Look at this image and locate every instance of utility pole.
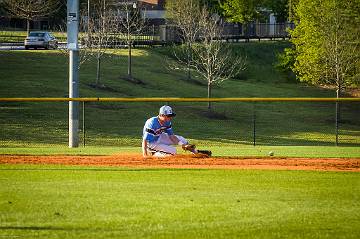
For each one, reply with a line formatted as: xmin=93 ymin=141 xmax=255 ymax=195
xmin=87 ymin=0 xmax=90 ymax=43
xmin=67 ymin=0 xmax=79 ymax=148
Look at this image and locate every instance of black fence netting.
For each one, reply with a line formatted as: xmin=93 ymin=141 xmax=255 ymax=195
xmin=0 ymin=100 xmax=359 ymax=147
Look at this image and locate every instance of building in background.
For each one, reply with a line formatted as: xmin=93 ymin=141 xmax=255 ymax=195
xmin=138 ymin=0 xmax=166 ymax=25
xmin=0 ymin=0 xmax=291 ymax=41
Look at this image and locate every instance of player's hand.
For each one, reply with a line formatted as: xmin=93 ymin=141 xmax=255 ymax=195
xmin=182 ymin=144 xmax=196 ymax=152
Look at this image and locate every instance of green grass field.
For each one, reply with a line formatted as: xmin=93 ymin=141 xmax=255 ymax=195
xmin=1 ymin=41 xmax=359 ymax=239
xmin=1 ymin=164 xmax=359 ymax=239
xmin=1 ymin=41 xmax=359 ymax=150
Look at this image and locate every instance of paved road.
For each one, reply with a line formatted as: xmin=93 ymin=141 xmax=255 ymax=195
xmin=0 ymin=45 xmax=25 ymax=50
xmin=0 ymin=43 xmax=67 ymax=50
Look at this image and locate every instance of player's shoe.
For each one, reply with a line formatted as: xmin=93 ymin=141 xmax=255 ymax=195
xmin=148 ymin=148 xmax=173 ymax=157
xmin=153 ymin=152 xmax=172 ymax=157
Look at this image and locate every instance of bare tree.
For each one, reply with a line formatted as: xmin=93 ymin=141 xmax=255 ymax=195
xmin=186 ymin=7 xmax=246 ymax=109
xmin=3 ymin=0 xmax=61 ymax=35
xmin=320 ymin=5 xmax=360 ymax=145
xmin=320 ymin=7 xmax=360 ymax=98
xmin=114 ymin=0 xmax=145 ymax=81
xmin=166 ymin=0 xmax=202 ymax=81
xmin=57 ymin=16 xmax=92 ymax=69
xmin=87 ymin=2 xmax=118 ymax=87
xmin=58 ymin=1 xmax=117 ymax=86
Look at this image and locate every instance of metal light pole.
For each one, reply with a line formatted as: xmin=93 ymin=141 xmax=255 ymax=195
xmin=127 ymin=2 xmax=137 ymax=79
xmin=67 ymin=0 xmax=79 ymax=148
xmin=87 ymin=0 xmax=90 ymax=42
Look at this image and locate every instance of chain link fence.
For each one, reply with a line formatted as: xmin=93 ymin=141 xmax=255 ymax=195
xmin=0 ymin=99 xmax=359 ymax=148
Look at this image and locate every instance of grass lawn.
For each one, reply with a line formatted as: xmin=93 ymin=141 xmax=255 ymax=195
xmin=0 ymin=42 xmax=359 ymax=150
xmin=0 ymin=164 xmax=359 ymax=239
xmin=1 ymin=41 xmax=359 ymax=239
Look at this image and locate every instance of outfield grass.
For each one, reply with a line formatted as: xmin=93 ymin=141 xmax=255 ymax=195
xmin=0 ymin=164 xmax=359 ymax=239
xmin=0 ymin=42 xmax=359 ymax=150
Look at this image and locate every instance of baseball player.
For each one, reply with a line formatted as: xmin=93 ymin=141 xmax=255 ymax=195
xmin=142 ymin=105 xmax=197 ymax=157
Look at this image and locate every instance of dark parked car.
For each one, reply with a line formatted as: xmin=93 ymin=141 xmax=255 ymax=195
xmin=24 ymin=31 xmax=58 ymax=50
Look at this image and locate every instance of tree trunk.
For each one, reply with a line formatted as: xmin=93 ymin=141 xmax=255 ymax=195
xmin=207 ymin=82 xmax=212 ymax=110
xmin=96 ymin=55 xmax=101 ymax=86
xmin=187 ymin=41 xmax=191 ymax=80
xmin=243 ymin=23 xmax=249 ymax=42
xmin=335 ymin=87 xmax=340 ymax=146
xmin=128 ymin=39 xmax=132 ymax=79
xmin=27 ymin=19 xmax=30 ymax=36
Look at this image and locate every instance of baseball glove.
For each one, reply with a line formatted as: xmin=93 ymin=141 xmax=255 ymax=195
xmin=182 ymin=144 xmax=196 ymax=152
xmin=197 ymin=150 xmax=212 ymax=157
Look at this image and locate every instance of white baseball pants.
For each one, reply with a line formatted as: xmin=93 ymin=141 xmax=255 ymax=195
xmin=148 ymin=134 xmax=188 ymax=156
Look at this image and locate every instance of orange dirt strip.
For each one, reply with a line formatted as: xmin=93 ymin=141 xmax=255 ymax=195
xmin=1 ymin=154 xmax=360 ymax=171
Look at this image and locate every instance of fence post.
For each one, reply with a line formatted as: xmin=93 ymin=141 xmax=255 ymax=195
xmin=335 ymin=101 xmax=340 ymax=146
xmin=253 ymin=102 xmax=256 ymax=146
xmin=67 ymin=0 xmax=79 ymax=148
xmin=68 ymin=50 xmax=79 ymax=148
xmin=83 ymin=101 xmax=86 ymax=147
xmin=335 ymin=90 xmax=341 ymax=146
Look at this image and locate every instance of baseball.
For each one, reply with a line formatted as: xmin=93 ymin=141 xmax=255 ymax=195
xmin=268 ymin=151 xmax=274 ymax=156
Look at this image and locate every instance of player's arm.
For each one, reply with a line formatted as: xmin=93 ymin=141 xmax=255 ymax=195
xmin=142 ymin=118 xmax=156 ymax=157
xmin=169 ymin=134 xmax=194 ymax=151
xmin=142 ymin=139 xmax=148 ymax=157
xmin=169 ymin=134 xmax=197 ymax=153
xmin=166 ymin=125 xmax=181 ymax=145
xmin=169 ymin=134 xmax=181 ymax=145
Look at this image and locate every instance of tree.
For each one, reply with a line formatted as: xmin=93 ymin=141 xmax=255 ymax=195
xmin=191 ymin=7 xmax=246 ymax=109
xmin=290 ymin=0 xmax=360 ymax=144
xmin=218 ymin=0 xmax=269 ymax=39
xmin=291 ymin=0 xmax=360 ymax=94
xmin=57 ymin=13 xmax=93 ymax=70
xmin=168 ymin=4 xmax=246 ymax=109
xmin=57 ymin=0 xmax=117 ymax=87
xmin=200 ymin=0 xmax=223 ymax=13
xmin=287 ymin=0 xmax=299 ymax=22
xmin=220 ymin=0 xmax=261 ymax=23
xmin=165 ymin=0 xmax=202 ymax=81
xmin=115 ymin=0 xmax=145 ymax=81
xmin=262 ymin=0 xmax=288 ymax=22
xmin=219 ymin=0 xmax=294 ymax=23
xmin=2 ymin=0 xmax=61 ymax=35
xmin=87 ymin=1 xmax=117 ymax=87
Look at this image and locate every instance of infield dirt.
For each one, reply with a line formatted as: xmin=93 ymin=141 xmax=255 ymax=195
xmin=1 ymin=154 xmax=359 ymax=171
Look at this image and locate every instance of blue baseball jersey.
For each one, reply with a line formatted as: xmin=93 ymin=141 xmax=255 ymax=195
xmin=143 ymin=117 xmax=174 ymax=143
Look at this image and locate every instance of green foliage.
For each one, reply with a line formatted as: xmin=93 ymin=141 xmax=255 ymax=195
xmin=165 ymin=0 xmax=201 ymax=22
xmin=276 ymin=46 xmax=297 ymax=81
xmin=219 ymin=0 xmax=290 ymax=23
xmin=220 ymin=0 xmax=261 ymax=23
xmin=262 ymin=0 xmax=289 ymax=22
xmin=290 ymin=0 xmax=360 ymax=90
xmin=200 ymin=0 xmax=223 ymax=13
xmin=200 ymin=0 xmax=292 ymax=21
